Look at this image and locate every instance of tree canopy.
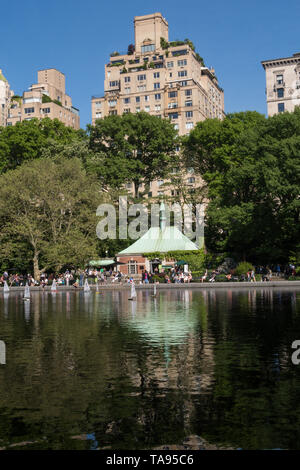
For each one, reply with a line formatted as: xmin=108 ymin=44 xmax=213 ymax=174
xmin=0 ymin=118 xmax=83 ymax=173
xmin=0 ymin=157 xmax=105 ymax=278
xmin=183 ymin=110 xmax=300 ymax=263
xmin=87 ymin=112 xmax=178 ymax=197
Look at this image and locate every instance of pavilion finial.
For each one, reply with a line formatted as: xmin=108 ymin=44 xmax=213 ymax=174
xmin=159 ymin=201 xmax=166 ymax=231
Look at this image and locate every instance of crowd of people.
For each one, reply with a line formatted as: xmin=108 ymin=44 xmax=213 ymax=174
xmin=0 ymin=263 xmax=297 ymax=288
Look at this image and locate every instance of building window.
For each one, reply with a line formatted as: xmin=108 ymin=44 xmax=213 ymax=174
xmin=168 ymin=102 xmax=178 ymax=109
xmin=178 ymin=70 xmax=187 ymax=77
xmin=95 ymin=101 xmax=102 ymax=108
xmin=137 ymin=74 xmax=146 ymax=81
xmin=145 ymin=106 xmax=150 ymax=112
xmin=128 ymin=261 xmax=138 ymax=275
xmin=95 ymin=112 xmax=102 ymax=118
xmin=157 ymin=180 xmax=164 ymax=187
xmin=178 ymin=59 xmax=187 ymax=67
xmin=277 ymin=88 xmax=284 ymax=98
xmin=168 ymin=112 xmax=178 ymax=120
xmin=137 ymin=85 xmax=146 ymax=92
xmin=167 ymin=61 xmax=174 ymax=68
xmin=136 ymin=107 xmax=141 ymax=112
xmin=185 ymin=100 xmax=193 ymax=107
xmin=154 ymin=72 xmax=160 ymax=78
xmin=109 ymin=110 xmax=117 ymax=115
xmin=187 ymin=177 xmax=195 ymax=183
xmin=276 ymin=74 xmax=283 ymax=85
xmin=124 ymin=76 xmax=131 ymax=83
xmin=109 ymin=80 xmax=119 ymax=87
xmin=278 ymin=103 xmax=285 ymax=113
xmin=136 ymin=96 xmax=140 ymax=103
xmin=174 ymin=124 xmax=179 ymax=130
xmin=186 ymin=122 xmax=194 ymax=130
xmin=42 ymin=108 xmax=50 ymax=114
xmin=185 ymin=89 xmax=192 ymax=96
xmin=24 ymin=107 xmax=35 ymax=114
xmin=123 ymin=109 xmax=130 ymax=113
xmin=144 ymin=95 xmax=149 ymax=102
xmin=168 ymin=91 xmax=177 ymax=98
xmin=155 ymin=93 xmax=161 ymax=100
xmin=123 ymin=97 xmax=130 ymax=104
xmin=154 ymin=83 xmax=160 ymax=89
xmin=141 ymin=44 xmax=155 ymax=53
xmin=181 ymin=81 xmax=188 ymax=86
xmin=155 ymin=104 xmax=161 ymax=111
xmin=186 ymin=111 xmax=193 ymax=118
xmin=108 ymin=100 xmax=117 ymax=107
xmin=125 ymin=87 xmax=131 ymax=94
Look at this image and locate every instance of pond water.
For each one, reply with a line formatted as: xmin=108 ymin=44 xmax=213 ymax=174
xmin=0 ymin=287 xmax=300 ymax=450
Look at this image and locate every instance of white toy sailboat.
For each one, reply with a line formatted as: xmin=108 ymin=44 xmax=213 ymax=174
xmin=3 ymin=281 xmax=10 ymax=294
xmin=51 ymin=279 xmax=57 ymax=292
xmin=84 ymin=279 xmax=91 ymax=293
xmin=23 ymin=283 xmax=30 ymax=300
xmin=152 ymin=284 xmax=157 ymax=298
xmin=129 ymin=282 xmax=137 ymax=301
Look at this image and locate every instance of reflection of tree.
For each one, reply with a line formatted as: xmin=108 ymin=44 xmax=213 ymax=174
xmin=192 ymin=289 xmax=300 ymax=450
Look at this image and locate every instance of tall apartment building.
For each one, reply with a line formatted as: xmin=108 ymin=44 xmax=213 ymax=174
xmin=91 ymin=13 xmax=225 ymax=198
xmin=7 ymin=68 xmax=80 ymax=129
xmin=0 ymin=69 xmax=13 ymax=127
xmin=262 ymin=52 xmax=300 ymax=116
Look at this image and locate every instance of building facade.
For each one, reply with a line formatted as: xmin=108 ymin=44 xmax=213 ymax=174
xmin=91 ymin=13 xmax=225 ymax=198
xmin=262 ymin=52 xmax=300 ymax=116
xmin=0 ymin=69 xmax=13 ymax=127
xmin=7 ymin=68 xmax=80 ymax=129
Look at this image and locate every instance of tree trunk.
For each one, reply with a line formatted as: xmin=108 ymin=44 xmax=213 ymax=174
xmin=33 ymin=253 xmax=40 ymax=281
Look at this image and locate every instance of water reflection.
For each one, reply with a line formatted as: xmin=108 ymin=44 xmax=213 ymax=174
xmin=0 ymin=288 xmax=299 ymax=450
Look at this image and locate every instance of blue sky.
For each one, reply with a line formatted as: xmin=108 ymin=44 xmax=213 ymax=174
xmin=2 ymin=0 xmax=300 ymax=129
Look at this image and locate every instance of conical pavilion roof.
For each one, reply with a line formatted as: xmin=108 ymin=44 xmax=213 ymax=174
xmin=118 ymin=202 xmax=202 ymax=255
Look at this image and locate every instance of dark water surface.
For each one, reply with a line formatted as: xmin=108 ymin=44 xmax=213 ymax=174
xmin=0 ymin=288 xmax=300 ymax=450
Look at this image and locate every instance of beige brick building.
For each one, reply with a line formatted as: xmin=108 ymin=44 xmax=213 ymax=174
xmin=262 ymin=52 xmax=300 ymax=116
xmin=91 ymin=12 xmax=225 ymax=199
xmin=0 ymin=69 xmax=13 ymax=127
xmin=7 ymin=68 xmax=80 ymax=129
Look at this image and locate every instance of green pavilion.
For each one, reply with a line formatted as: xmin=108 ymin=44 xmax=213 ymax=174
xmin=116 ymin=202 xmax=203 ymax=277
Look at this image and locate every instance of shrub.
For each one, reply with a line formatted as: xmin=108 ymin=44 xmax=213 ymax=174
xmin=235 ymin=262 xmax=254 ymax=276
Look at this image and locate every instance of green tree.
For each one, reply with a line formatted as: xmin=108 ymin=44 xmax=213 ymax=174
xmin=0 ymin=118 xmax=83 ymax=173
xmin=0 ymin=157 xmax=106 ymax=279
xmin=87 ymin=112 xmax=178 ymax=197
xmin=183 ymin=110 xmax=300 ymax=263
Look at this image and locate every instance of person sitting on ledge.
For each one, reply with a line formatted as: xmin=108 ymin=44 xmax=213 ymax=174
xmin=201 ymin=270 xmax=208 ymax=283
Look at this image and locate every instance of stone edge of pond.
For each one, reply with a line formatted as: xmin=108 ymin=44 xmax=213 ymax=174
xmin=1 ymin=281 xmax=300 ymax=292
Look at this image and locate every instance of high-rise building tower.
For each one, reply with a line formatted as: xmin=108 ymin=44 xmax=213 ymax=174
xmin=7 ymin=68 xmax=80 ymax=129
xmin=92 ymin=13 xmax=224 ymax=132
xmin=0 ymin=69 xmax=13 ymax=127
xmin=91 ymin=13 xmax=225 ymax=198
xmin=262 ymin=52 xmax=300 ymax=116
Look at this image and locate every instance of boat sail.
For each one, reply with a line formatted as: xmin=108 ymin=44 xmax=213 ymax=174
xmin=24 ymin=283 xmax=30 ymax=299
xmin=129 ymin=282 xmax=137 ymax=300
xmin=51 ymin=280 xmax=57 ymax=292
xmin=84 ymin=279 xmax=91 ymax=293
xmin=3 ymin=281 xmax=10 ymax=293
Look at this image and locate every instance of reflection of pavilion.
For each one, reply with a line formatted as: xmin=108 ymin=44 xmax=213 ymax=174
xmin=119 ymin=290 xmax=215 ymax=396
xmin=116 ymin=202 xmax=201 ymax=278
